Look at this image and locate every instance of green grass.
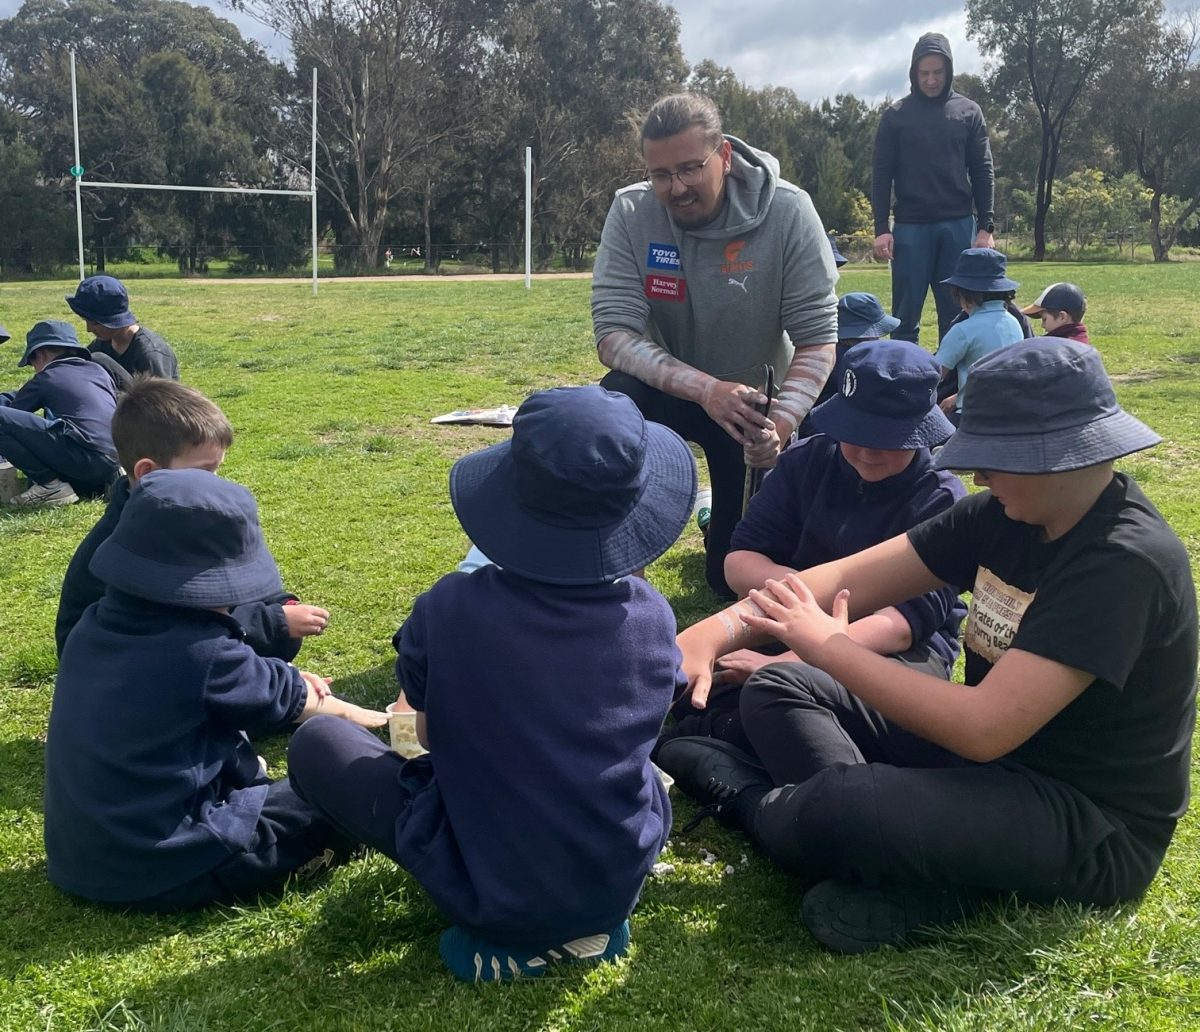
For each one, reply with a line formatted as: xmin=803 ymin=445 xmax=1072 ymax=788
xmin=1 ymin=265 xmax=1198 ymax=1031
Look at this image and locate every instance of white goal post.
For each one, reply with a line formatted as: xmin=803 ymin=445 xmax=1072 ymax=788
xmin=69 ymin=52 xmax=320 ymax=295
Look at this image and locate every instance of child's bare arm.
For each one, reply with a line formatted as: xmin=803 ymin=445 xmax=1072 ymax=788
xmin=297 ymin=671 xmax=387 ymax=728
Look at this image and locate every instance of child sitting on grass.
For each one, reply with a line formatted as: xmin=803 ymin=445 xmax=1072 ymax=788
xmin=1021 ymin=281 xmax=1090 ymax=344
xmin=44 ymin=469 xmax=386 ymax=911
xmin=933 ymin=248 xmax=1025 ymax=421
xmin=0 ymin=320 xmax=120 ymax=506
xmin=65 ymin=275 xmax=180 ymax=381
xmin=287 ymin=385 xmax=696 ymax=982
xmin=55 ymin=377 xmax=330 ymax=658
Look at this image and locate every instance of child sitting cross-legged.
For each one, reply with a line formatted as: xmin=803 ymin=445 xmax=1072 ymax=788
xmin=287 ymin=385 xmax=696 ymax=982
xmin=0 ymin=320 xmax=120 ymax=506
xmin=44 ymin=470 xmax=386 ymax=911
xmin=55 ymin=377 xmax=330 ymax=658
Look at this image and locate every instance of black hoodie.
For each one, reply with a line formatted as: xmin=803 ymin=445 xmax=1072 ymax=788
xmin=871 ymin=33 xmax=994 ymax=235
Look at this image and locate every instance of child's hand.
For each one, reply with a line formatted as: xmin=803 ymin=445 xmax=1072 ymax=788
xmin=298 ymin=670 xmax=332 ymax=701
xmin=338 ymin=702 xmax=389 ymax=729
xmin=284 ymin=604 xmax=330 ymax=638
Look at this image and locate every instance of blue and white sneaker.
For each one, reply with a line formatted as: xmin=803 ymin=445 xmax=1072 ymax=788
xmin=439 ymin=920 xmax=631 ymax=982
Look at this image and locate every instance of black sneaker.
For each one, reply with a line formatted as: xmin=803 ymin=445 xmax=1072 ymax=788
xmin=655 ymin=736 xmax=770 ymax=832
xmin=800 ymin=879 xmax=985 ymax=954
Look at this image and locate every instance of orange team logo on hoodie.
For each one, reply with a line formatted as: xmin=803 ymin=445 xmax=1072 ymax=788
xmin=722 ymin=240 xmax=754 ymax=275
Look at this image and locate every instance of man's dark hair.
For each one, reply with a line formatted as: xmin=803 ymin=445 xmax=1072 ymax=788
xmin=111 ymin=376 xmax=233 ymax=473
xmin=641 ymin=93 xmax=723 ymax=147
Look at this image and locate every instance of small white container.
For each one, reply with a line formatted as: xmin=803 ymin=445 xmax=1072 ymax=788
xmin=386 ymin=701 xmax=427 ymax=759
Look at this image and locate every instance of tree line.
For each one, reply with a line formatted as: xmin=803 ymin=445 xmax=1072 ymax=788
xmin=0 ymin=0 xmax=1197 ymax=278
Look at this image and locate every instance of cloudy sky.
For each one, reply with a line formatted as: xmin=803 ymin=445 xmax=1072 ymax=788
xmin=0 ymin=0 xmax=1189 ymax=105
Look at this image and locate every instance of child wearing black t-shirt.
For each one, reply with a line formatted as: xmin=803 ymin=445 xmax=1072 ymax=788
xmin=661 ymin=338 xmax=1196 ymax=954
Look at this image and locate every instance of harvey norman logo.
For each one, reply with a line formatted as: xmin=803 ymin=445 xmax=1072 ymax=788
xmin=721 ymin=239 xmax=753 ymax=275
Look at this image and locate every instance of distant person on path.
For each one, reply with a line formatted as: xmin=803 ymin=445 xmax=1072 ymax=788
xmin=65 ymin=275 xmax=180 ymax=381
xmin=384 ymin=247 xmax=393 ymax=270
xmin=593 ymin=92 xmax=838 ymax=598
xmin=872 ymin=33 xmax=996 ymax=344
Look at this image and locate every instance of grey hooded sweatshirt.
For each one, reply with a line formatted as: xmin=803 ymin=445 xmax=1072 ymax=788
xmin=591 ymin=136 xmax=838 ymax=388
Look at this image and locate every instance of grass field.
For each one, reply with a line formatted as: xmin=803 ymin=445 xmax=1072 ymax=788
xmin=1 ymin=263 xmax=1198 ymax=1031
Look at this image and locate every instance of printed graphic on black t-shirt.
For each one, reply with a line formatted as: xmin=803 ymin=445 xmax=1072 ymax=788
xmin=964 ymin=566 xmax=1036 ymax=663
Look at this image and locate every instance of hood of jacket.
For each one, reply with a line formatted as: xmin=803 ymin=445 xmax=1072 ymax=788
xmin=909 ymin=32 xmax=954 ymax=99
xmin=681 ymin=134 xmax=780 ymax=240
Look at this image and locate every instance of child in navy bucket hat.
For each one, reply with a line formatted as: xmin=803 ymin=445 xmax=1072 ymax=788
xmin=655 ymin=337 xmax=1195 ymax=956
xmin=65 ymin=275 xmax=180 ymax=381
xmin=933 ymin=247 xmax=1025 ymax=418
xmin=657 ymin=338 xmax=965 ymax=749
xmin=288 ymin=386 xmax=696 ymax=982
xmin=0 ymin=320 xmax=120 ymax=505
xmin=44 ymin=469 xmax=386 ymax=910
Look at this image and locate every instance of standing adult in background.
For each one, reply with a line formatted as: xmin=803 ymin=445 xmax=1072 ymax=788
xmin=593 ymin=93 xmax=838 ymax=599
xmin=872 ymin=33 xmax=996 ymax=345
xmin=65 ymin=275 xmax=180 ymax=382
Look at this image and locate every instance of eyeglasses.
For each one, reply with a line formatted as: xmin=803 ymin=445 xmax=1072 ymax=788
xmin=646 ymin=143 xmax=722 ymax=191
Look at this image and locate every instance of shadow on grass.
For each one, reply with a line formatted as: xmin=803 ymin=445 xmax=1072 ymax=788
xmin=0 ymin=863 xmax=230 ymax=982
xmin=0 ymin=737 xmax=45 ymax=813
xmin=70 ymin=838 xmax=1110 ymax=1031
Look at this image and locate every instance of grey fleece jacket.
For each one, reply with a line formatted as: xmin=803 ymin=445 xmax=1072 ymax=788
xmin=591 ymin=136 xmax=838 ymax=388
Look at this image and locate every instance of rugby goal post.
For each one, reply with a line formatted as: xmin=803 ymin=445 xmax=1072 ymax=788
xmin=69 ymin=51 xmax=320 ymax=295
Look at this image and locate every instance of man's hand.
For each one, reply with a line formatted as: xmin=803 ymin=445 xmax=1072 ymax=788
xmin=938 ymin=394 xmax=957 ymax=414
xmin=284 ymin=604 xmax=330 ymax=638
xmin=743 ymin=423 xmax=781 ymax=468
xmin=701 ymin=379 xmax=771 ymax=447
xmin=873 ymin=233 xmax=894 ymax=261
xmin=973 ymin=229 xmax=995 ymax=249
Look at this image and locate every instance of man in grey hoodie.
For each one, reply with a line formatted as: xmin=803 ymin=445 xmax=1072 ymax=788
xmin=872 ymin=33 xmax=996 ymax=345
xmin=592 ymin=93 xmax=838 ymax=599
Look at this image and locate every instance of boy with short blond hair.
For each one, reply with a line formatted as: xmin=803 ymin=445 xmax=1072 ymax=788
xmin=45 ymin=469 xmax=385 ymax=910
xmin=55 ymin=377 xmax=329 ymax=657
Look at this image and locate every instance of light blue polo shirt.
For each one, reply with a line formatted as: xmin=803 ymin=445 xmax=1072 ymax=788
xmin=934 ymin=301 xmax=1025 ymax=409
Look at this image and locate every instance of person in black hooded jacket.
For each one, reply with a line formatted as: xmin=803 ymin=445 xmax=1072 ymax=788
xmin=871 ymin=33 xmax=996 ymax=346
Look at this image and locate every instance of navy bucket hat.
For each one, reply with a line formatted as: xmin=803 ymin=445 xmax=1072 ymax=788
xmin=450 ymin=386 xmax=697 ymax=585
xmin=827 ymin=233 xmax=848 ymax=268
xmin=89 ymin=469 xmax=283 ymax=607
xmin=19 ymin=320 xmax=90 ymax=367
xmin=935 ymin=339 xmax=1160 ymax=474
xmin=809 ymin=339 xmax=954 ymax=450
xmin=837 ymin=292 xmax=901 ymax=340
xmin=941 ymin=248 xmax=1018 ymax=292
xmin=65 ymin=275 xmax=136 ymax=329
